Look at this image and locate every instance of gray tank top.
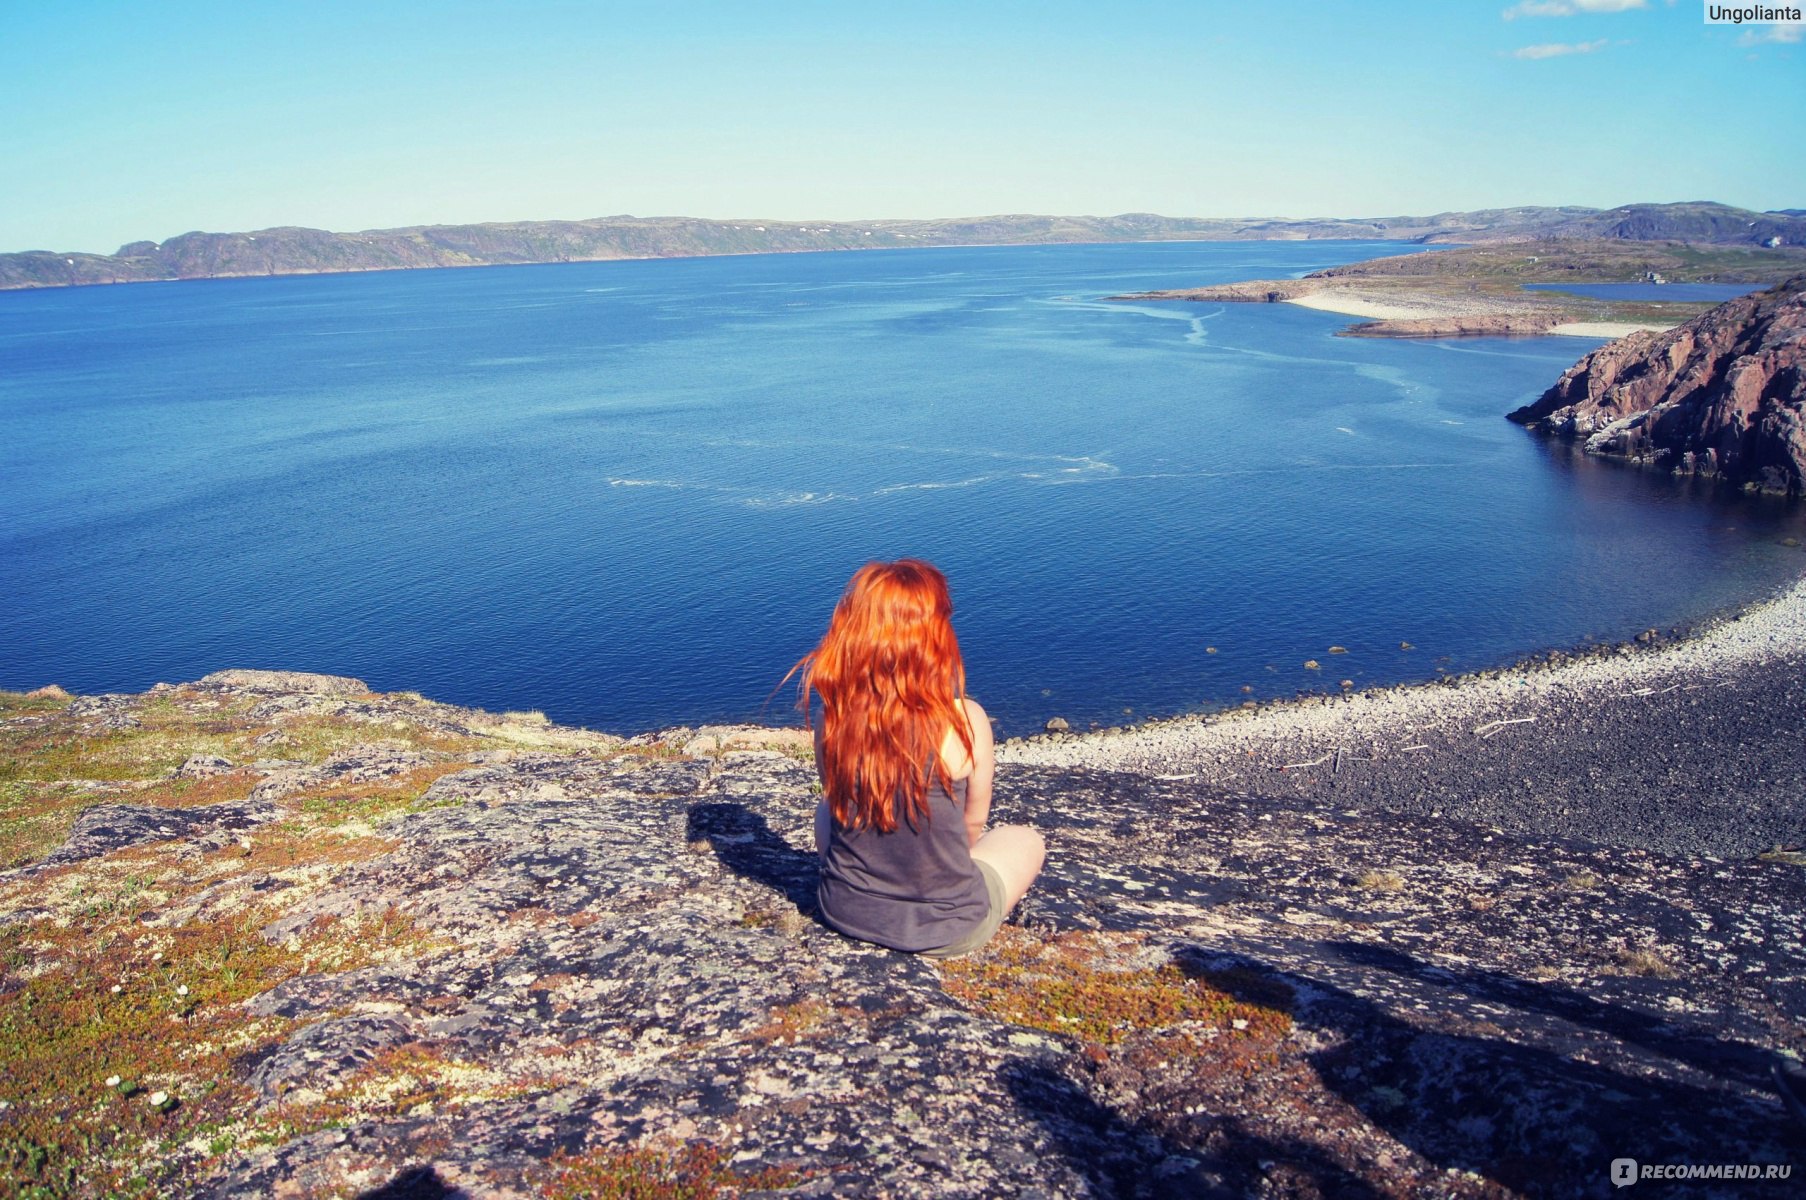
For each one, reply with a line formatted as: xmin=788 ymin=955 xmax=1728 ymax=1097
xmin=818 ymin=775 xmax=990 ymax=952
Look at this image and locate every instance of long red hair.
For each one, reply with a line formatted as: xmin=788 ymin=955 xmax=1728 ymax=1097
xmin=792 ymin=559 xmax=972 ymax=833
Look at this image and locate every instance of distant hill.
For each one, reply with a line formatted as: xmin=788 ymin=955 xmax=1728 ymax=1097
xmin=4 ymin=201 xmax=1802 ymax=291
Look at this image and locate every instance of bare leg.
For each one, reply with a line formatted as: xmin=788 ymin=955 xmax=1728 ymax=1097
xmin=814 ymin=799 xmax=831 ymax=861
xmin=970 ymin=824 xmax=1046 ymax=913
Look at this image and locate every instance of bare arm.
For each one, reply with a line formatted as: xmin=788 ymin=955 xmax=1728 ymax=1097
xmin=959 ymin=698 xmax=995 ymax=849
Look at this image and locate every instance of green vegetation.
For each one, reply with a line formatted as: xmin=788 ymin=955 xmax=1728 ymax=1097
xmin=540 ymin=1141 xmax=806 ymax=1200
xmin=1316 ymin=240 xmax=1806 ymax=285
xmin=0 ymin=892 xmax=435 ymax=1198
xmin=939 ymin=928 xmax=1292 ymax=1049
xmin=0 ymin=685 xmax=487 ymax=869
xmin=0 ymin=677 xmax=692 ymax=1193
xmin=0 ymin=685 xmax=524 ymax=1195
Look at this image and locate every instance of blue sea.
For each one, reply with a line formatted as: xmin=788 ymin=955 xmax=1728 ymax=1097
xmin=3 ymin=242 xmax=1802 ymax=736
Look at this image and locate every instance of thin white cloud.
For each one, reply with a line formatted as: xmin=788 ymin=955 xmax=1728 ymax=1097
xmin=1512 ymin=38 xmax=1612 ymax=57
xmin=1503 ymin=0 xmax=1646 ymax=18
xmin=1738 ymin=21 xmax=1804 ymax=44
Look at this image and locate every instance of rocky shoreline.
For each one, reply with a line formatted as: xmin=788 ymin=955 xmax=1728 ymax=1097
xmin=1003 ymin=571 xmax=1806 ymax=859
xmin=3 ymin=592 xmax=1804 ymax=1196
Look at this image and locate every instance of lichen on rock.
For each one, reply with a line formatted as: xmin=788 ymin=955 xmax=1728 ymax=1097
xmin=1 ymin=674 xmax=1800 ymax=1198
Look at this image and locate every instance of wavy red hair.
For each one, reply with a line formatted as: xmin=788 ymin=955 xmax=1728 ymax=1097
xmin=792 ymin=559 xmax=972 ymax=833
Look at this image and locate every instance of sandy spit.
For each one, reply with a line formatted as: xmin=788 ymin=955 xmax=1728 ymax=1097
xmin=1547 ymin=320 xmax=1666 ymax=339
xmin=1285 ymin=290 xmax=1446 ymax=321
xmin=1286 ymin=288 xmax=1669 ymax=339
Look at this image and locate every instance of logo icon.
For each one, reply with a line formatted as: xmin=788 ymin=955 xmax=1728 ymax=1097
xmin=1611 ymin=1158 xmax=1639 ymax=1188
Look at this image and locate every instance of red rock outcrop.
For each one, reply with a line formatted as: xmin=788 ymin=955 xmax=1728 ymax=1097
xmin=1508 ymin=276 xmax=1806 ymax=495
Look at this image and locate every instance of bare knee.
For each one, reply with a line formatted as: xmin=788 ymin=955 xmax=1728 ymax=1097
xmin=972 ymin=824 xmax=1046 ymax=909
xmin=993 ymin=824 xmax=1045 ymax=872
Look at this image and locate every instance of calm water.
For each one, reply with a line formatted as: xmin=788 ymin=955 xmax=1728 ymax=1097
xmin=3 ymin=243 xmax=1803 ymax=736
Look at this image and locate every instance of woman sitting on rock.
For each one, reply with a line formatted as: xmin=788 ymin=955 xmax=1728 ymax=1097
xmin=794 ymin=558 xmax=1044 ymax=958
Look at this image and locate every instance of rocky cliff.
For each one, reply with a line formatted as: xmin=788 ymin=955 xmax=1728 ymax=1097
xmin=1509 ymin=276 xmax=1806 ymax=496
xmin=3 ymin=671 xmax=1802 ymax=1198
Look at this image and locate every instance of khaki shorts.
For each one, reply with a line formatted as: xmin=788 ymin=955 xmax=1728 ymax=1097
xmin=921 ymin=861 xmax=1007 ymax=959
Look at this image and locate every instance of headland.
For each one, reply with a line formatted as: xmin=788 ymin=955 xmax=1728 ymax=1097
xmin=1113 ymin=240 xmax=1806 ymax=339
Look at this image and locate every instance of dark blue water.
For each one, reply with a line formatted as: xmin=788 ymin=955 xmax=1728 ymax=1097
xmin=1524 ymin=282 xmax=1761 ymax=303
xmin=3 ymin=243 xmax=1802 ymax=736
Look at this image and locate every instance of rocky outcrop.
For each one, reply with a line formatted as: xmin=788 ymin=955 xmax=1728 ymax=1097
xmin=1111 ymin=280 xmax=1323 ymax=304
xmin=1508 ymin=276 xmax=1806 ymax=495
xmin=3 ymin=674 xmax=1803 ymax=1198
xmin=1342 ymin=314 xmax=1561 ymax=339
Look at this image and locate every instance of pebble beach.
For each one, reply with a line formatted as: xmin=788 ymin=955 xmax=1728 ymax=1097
xmin=1001 ymin=571 xmax=1806 ymax=860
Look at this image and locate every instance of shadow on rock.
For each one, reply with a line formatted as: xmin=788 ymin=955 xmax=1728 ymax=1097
xmin=686 ymin=801 xmax=820 ymax=913
xmin=1002 ymin=1059 xmax=1385 ymax=1200
xmin=355 ymin=1165 xmax=467 ymax=1200
xmin=1325 ymin=939 xmax=1787 ymax=1092
xmin=1182 ymin=946 xmax=1800 ymax=1199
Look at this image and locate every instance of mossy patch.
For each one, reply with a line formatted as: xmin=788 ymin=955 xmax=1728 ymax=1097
xmin=747 ymin=998 xmax=853 ymax=1045
xmin=0 ymin=689 xmax=74 ymax=716
xmin=0 ymin=780 xmax=106 ymax=870
xmin=262 ymin=713 xmax=485 ymax=762
xmin=539 ymin=1140 xmax=806 ymax=1200
xmin=0 ymin=902 xmax=435 ymax=1198
xmin=266 ymin=1041 xmax=563 ymax=1140
xmin=0 ymin=695 xmax=478 ymax=1196
xmin=292 ymin=762 xmax=480 ymax=827
xmin=939 ymin=929 xmax=1292 ymax=1050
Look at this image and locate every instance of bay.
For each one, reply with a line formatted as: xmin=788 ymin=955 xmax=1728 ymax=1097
xmin=3 ymin=242 xmax=1802 ymax=735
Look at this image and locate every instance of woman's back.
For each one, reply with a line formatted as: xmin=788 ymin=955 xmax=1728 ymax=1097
xmin=817 ymin=774 xmax=989 ymax=953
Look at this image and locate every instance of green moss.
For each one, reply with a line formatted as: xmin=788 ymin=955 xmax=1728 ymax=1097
xmin=940 ymin=929 xmax=1292 ymax=1048
xmin=0 ymin=781 xmax=104 ymax=870
xmin=266 ymin=714 xmax=484 ymax=763
xmin=0 ymin=690 xmax=73 ymax=716
xmin=540 ymin=1141 xmax=805 ymax=1200
xmin=0 ymin=902 xmax=434 ymax=1197
xmin=292 ymin=762 xmax=477 ymax=826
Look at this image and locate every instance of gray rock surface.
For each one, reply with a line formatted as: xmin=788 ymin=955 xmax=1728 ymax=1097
xmin=198 ymin=669 xmax=372 ymax=695
xmin=7 ymin=667 xmax=1803 ymax=1198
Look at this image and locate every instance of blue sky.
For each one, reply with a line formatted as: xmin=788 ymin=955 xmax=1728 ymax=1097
xmin=1 ymin=0 xmax=1800 ymax=253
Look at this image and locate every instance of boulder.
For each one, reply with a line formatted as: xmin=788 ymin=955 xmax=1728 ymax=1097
xmin=199 ymin=669 xmax=369 ymax=695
